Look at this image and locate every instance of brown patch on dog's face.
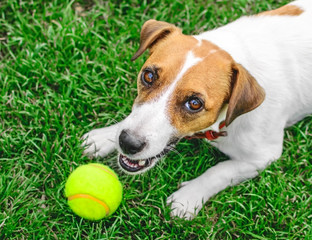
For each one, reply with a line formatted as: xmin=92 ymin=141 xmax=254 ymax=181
xmin=135 ymin=33 xmax=199 ymax=104
xmin=168 ymin=43 xmax=233 ymax=135
xmin=258 ymin=4 xmax=303 ymax=16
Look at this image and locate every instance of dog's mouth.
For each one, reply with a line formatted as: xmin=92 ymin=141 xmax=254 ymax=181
xmin=118 ymin=154 xmax=157 ymax=173
xmin=118 ymin=138 xmax=179 ymax=173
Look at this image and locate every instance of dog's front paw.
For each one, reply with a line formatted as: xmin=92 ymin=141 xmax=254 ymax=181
xmin=167 ymin=180 xmax=205 ymax=220
xmin=82 ymin=125 xmax=118 ymax=158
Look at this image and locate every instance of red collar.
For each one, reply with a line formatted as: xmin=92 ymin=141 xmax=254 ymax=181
xmin=185 ymin=121 xmax=227 ymax=141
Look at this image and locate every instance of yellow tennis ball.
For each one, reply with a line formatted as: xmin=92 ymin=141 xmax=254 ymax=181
xmin=65 ymin=163 xmax=122 ymax=220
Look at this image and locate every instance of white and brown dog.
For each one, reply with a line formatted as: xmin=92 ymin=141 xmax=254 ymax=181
xmin=83 ymin=0 xmax=312 ymax=219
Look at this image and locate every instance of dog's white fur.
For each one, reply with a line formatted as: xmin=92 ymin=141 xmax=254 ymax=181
xmin=83 ymin=0 xmax=312 ymax=220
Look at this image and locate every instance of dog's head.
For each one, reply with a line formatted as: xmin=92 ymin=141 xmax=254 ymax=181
xmin=117 ymin=20 xmax=265 ymax=174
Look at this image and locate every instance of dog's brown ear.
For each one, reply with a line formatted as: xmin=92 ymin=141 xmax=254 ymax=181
xmin=225 ymin=63 xmax=265 ymax=126
xmin=131 ymin=19 xmax=181 ymax=61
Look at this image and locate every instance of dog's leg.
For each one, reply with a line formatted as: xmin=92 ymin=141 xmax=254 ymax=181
xmin=82 ymin=123 xmax=121 ymax=158
xmin=167 ymin=158 xmax=269 ymax=220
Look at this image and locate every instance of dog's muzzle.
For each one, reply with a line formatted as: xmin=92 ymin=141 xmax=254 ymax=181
xmin=117 ymin=129 xmax=179 ymax=173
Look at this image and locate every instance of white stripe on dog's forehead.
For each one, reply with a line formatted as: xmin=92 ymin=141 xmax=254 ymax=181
xmin=160 ymin=51 xmax=202 ymax=102
xmin=133 ymin=50 xmax=202 ymax=110
xmin=159 ymin=48 xmax=219 ymax=104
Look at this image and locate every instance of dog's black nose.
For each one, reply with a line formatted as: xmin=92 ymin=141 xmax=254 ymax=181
xmin=119 ymin=130 xmax=146 ymax=155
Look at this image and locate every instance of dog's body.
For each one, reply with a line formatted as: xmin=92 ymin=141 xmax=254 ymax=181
xmin=83 ymin=0 xmax=312 ymax=219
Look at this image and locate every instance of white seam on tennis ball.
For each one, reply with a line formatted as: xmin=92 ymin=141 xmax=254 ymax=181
xmin=68 ymin=193 xmax=110 ymax=215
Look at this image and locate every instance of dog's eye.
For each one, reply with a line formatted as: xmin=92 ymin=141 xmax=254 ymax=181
xmin=185 ymin=97 xmax=204 ymax=112
xmin=141 ymin=70 xmax=155 ymax=86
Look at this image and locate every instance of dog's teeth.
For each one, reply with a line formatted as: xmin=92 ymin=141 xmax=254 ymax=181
xmin=138 ymin=160 xmax=146 ymax=166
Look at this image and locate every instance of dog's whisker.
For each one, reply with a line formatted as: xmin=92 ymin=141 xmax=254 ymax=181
xmin=169 ymin=147 xmax=183 ymax=158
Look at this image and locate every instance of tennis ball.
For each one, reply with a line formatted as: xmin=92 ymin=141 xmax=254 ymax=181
xmin=65 ymin=163 xmax=122 ymax=220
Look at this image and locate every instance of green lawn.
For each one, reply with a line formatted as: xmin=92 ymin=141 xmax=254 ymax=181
xmin=1 ymin=0 xmax=311 ymax=239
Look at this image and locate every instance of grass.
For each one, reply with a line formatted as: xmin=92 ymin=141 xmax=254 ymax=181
xmin=0 ymin=0 xmax=311 ymax=239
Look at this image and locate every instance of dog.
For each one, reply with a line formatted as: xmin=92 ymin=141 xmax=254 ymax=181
xmin=82 ymin=0 xmax=312 ymax=220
